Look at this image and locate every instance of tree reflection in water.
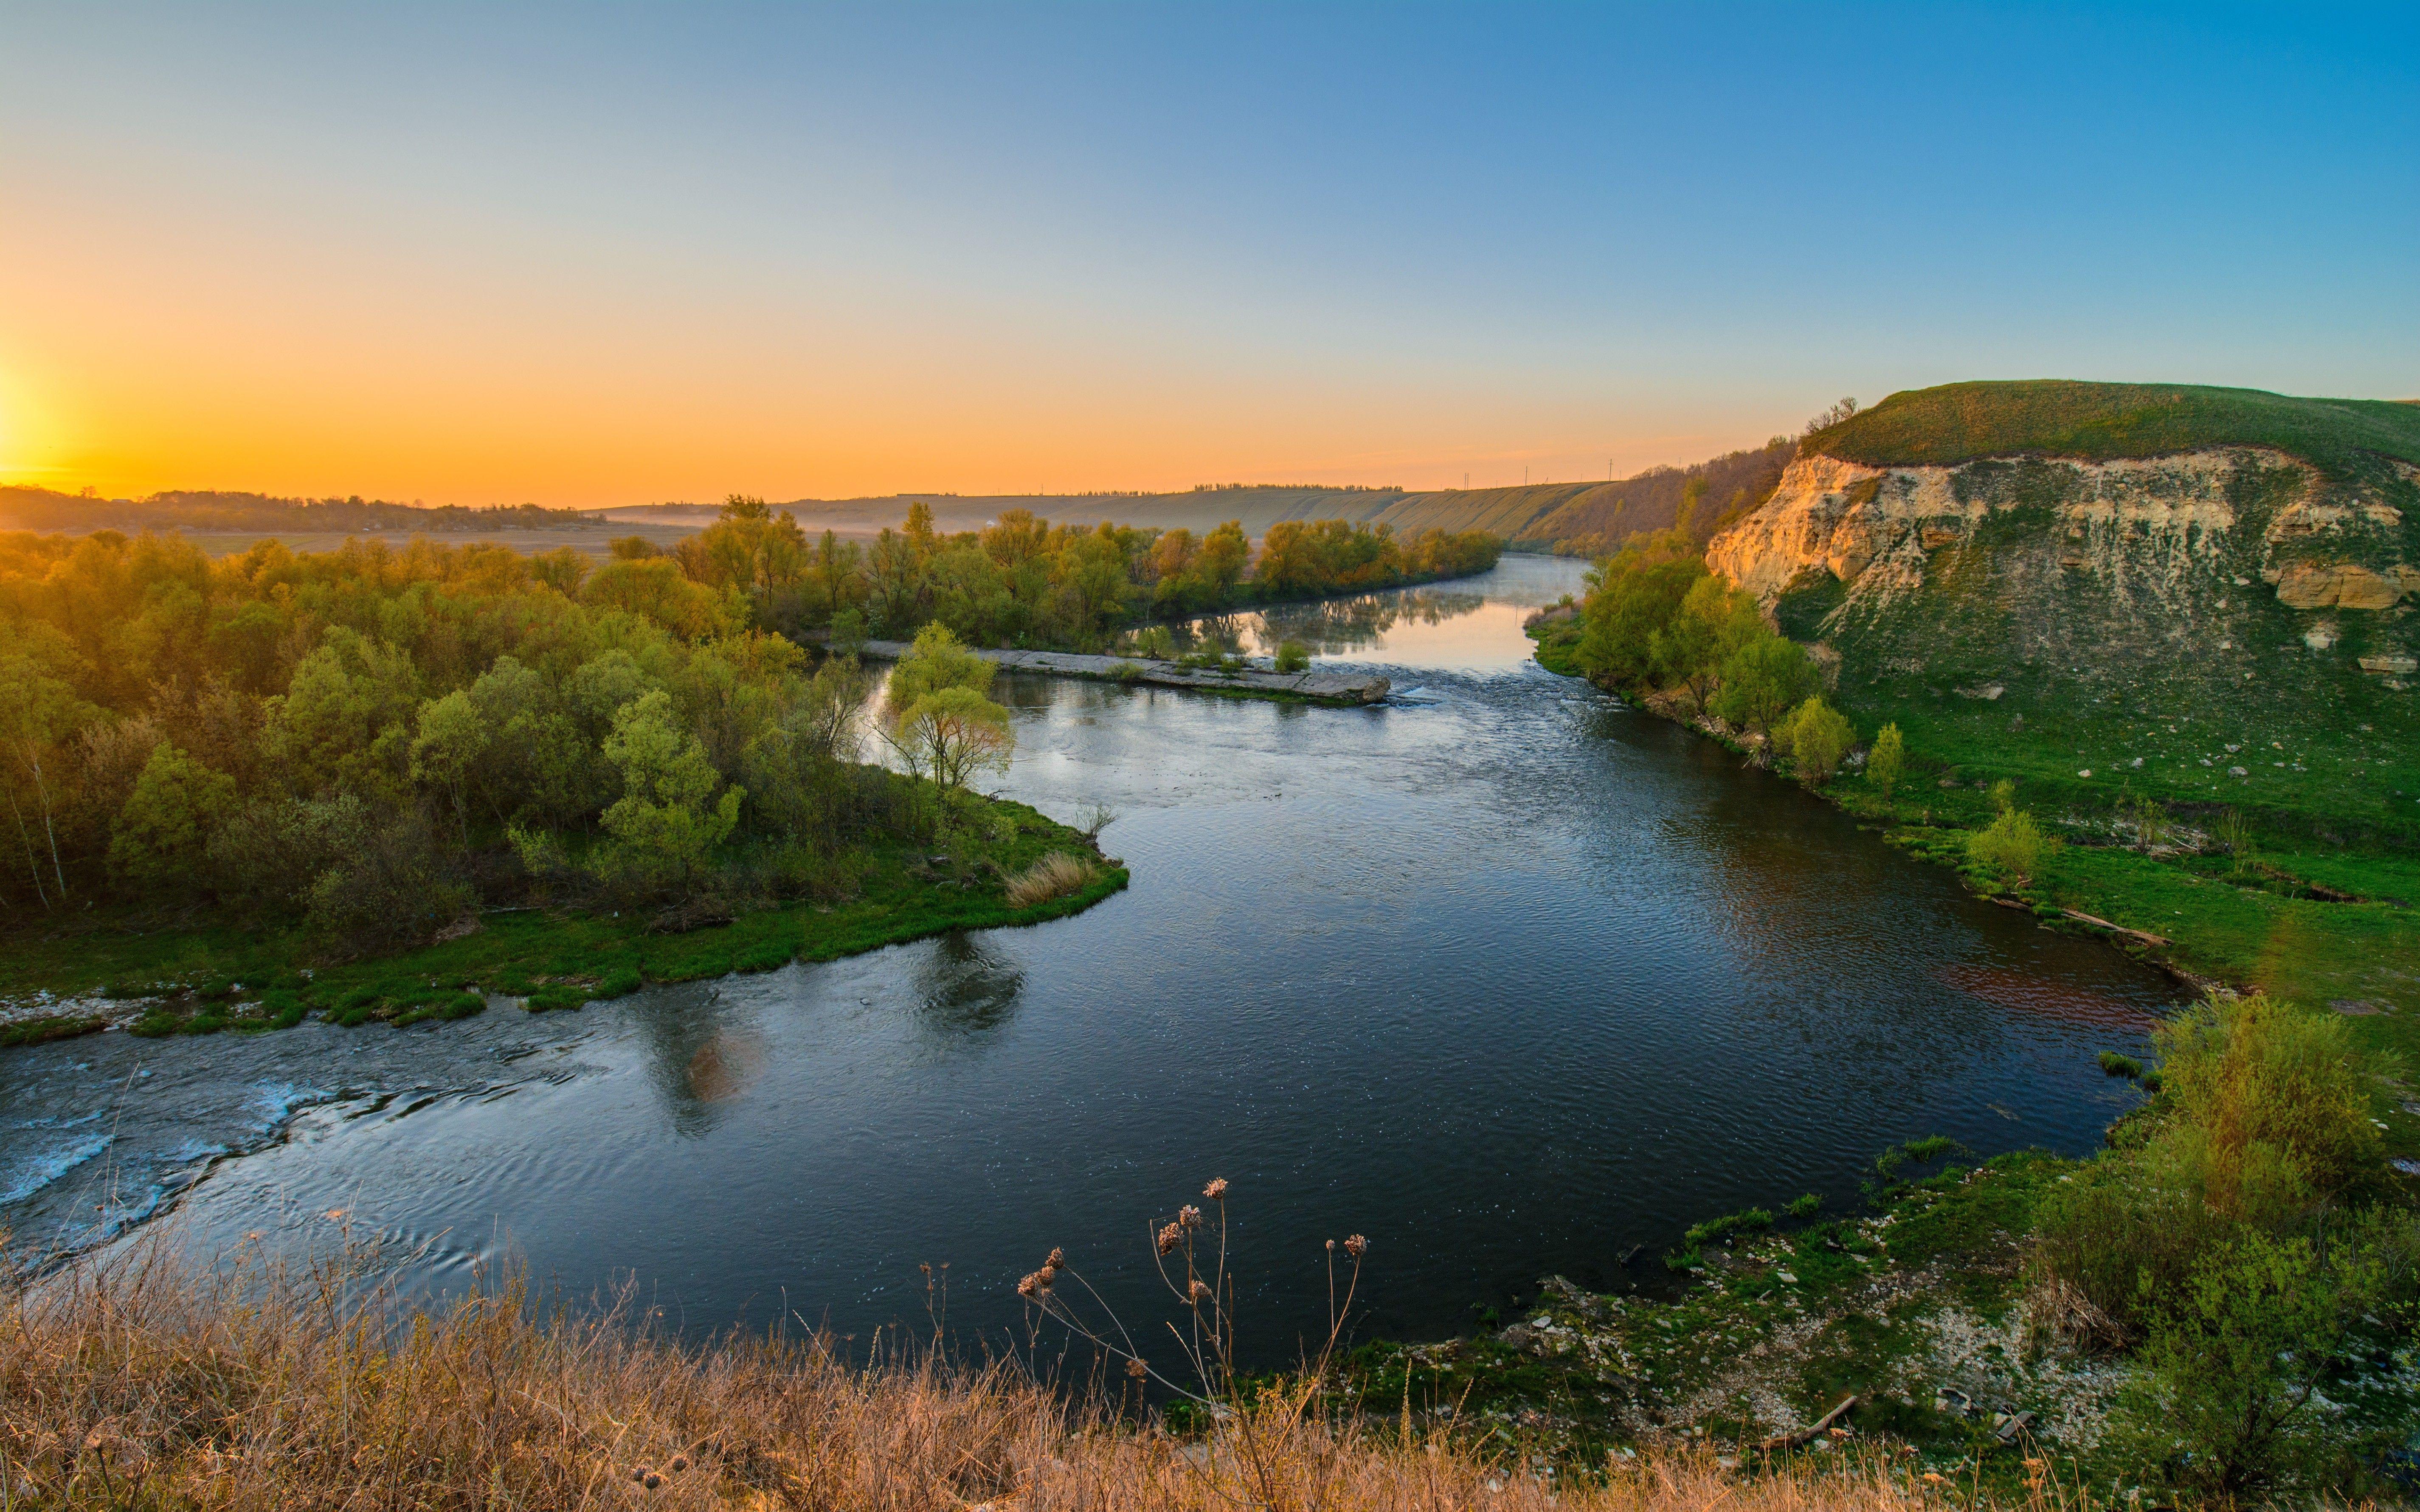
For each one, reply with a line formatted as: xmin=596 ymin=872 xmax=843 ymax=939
xmin=630 ymin=981 xmax=765 ymax=1138
xmin=1176 ymin=588 xmax=1490 ymax=659
xmin=912 ymin=933 xmax=1025 ymax=1042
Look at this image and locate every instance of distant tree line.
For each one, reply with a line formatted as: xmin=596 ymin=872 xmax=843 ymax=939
xmin=644 ymin=498 xmax=1502 ymax=649
xmin=0 ymin=486 xmax=600 ymax=536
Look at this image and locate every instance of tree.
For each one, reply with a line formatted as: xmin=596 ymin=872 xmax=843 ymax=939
xmin=890 ymin=684 xmax=1014 ymax=790
xmin=0 ymin=650 xmax=97 ymax=907
xmin=1866 ymin=722 xmax=1905 ymax=798
xmin=1650 ymin=574 xmax=1759 ymax=708
xmin=1709 ymin=634 xmax=1817 ymax=743
xmin=591 ymin=690 xmax=743 ymax=896
xmin=108 ymin=742 xmax=238 ymax=891
xmin=1783 ymin=696 xmax=1856 ymax=782
xmin=889 ymin=622 xmax=996 ymax=707
xmin=410 ymin=689 xmax=489 ymax=833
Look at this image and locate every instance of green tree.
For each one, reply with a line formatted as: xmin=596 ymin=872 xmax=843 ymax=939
xmin=890 ymin=684 xmax=1015 ymax=790
xmin=1782 ymin=696 xmax=1856 ymax=782
xmin=1866 ymin=722 xmax=1905 ymax=798
xmin=889 ymin=621 xmax=996 ymax=706
xmin=409 ymin=689 xmax=489 ymax=833
xmin=108 ymin=742 xmax=238 ymax=891
xmin=591 ymin=690 xmax=743 ymax=895
xmin=1709 ymin=633 xmax=1817 ymax=743
xmin=0 ymin=649 xmax=98 ymax=908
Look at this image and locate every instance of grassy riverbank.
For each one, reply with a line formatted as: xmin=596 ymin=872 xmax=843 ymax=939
xmin=0 ymin=792 xmax=1122 ymax=1041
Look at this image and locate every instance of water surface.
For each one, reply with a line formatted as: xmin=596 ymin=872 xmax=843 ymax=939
xmin=1 ymin=556 xmax=2167 ymax=1358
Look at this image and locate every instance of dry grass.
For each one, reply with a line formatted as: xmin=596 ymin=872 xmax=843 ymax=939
xmin=1004 ymin=852 xmax=1093 ymax=909
xmin=0 ymin=1235 xmax=2082 ymax=1512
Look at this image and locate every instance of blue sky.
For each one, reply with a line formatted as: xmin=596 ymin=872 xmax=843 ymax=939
xmin=3 ymin=2 xmax=2414 ymax=500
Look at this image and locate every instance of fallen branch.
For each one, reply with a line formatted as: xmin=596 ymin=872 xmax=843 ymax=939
xmin=1756 ymin=1394 xmax=1856 ymax=1455
xmin=2060 ymin=908 xmax=2169 ymax=947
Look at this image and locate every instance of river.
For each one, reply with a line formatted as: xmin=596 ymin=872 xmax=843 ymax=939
xmin=0 ymin=555 xmax=2168 ymax=1361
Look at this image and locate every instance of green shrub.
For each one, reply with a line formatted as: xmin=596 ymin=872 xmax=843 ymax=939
xmin=1865 ymin=722 xmax=1905 ymax=798
xmin=597 ymin=967 xmax=644 ymax=998
xmin=2112 ymin=1231 xmax=2369 ymax=1497
xmin=1967 ymin=807 xmax=2052 ymax=885
xmin=1781 ymin=696 xmax=1856 ymax=782
xmin=1273 ymin=640 xmax=1311 ymax=674
xmin=178 ymin=1012 xmax=226 ymax=1036
xmin=1785 ymin=1192 xmax=1822 ymax=1219
xmin=2098 ymin=1051 xmax=2144 ymax=1079
xmin=127 ymin=1011 xmax=180 ymax=1038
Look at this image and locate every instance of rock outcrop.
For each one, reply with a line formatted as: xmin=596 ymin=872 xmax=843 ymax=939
xmin=1706 ymin=449 xmax=2414 ymax=615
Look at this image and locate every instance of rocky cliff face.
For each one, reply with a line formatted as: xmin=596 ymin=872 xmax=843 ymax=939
xmin=1700 ymin=445 xmax=2420 ymax=829
xmin=1707 ymin=449 xmax=2419 ymax=616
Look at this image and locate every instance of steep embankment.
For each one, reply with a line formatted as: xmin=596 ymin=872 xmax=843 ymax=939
xmin=1705 ymin=382 xmax=2420 ymax=839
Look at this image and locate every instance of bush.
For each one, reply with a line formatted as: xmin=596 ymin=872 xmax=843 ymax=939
xmin=2112 ymin=1231 xmax=2370 ymax=1497
xmin=1865 ymin=722 xmax=1904 ymax=798
xmin=2153 ymin=992 xmax=2381 ymax=1215
xmin=2098 ymin=1051 xmax=2144 ymax=1079
xmin=1785 ymin=1192 xmax=1822 ymax=1219
xmin=1966 ymin=807 xmax=2052 ymax=885
xmin=1273 ymin=640 xmax=1311 ymax=674
xmin=1781 ymin=696 xmax=1855 ymax=782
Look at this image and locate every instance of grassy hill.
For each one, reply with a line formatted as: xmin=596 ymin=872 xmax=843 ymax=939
xmin=1805 ymin=379 xmax=2420 ymax=480
xmin=1691 ymin=379 xmax=2420 ymax=1069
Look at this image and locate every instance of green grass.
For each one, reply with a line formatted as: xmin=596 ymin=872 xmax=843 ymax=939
xmin=0 ymin=796 xmax=1126 ymax=1038
xmin=1807 ymin=379 xmax=2420 ymax=479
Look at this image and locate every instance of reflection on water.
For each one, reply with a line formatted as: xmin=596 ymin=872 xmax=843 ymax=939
xmin=0 ymin=555 xmax=2176 ymax=1364
xmin=1182 ymin=587 xmax=1495 ymax=660
xmin=912 ymin=935 xmax=1024 ymax=1043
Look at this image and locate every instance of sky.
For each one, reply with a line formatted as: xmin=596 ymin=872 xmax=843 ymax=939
xmin=2 ymin=3 xmax=2414 ymax=506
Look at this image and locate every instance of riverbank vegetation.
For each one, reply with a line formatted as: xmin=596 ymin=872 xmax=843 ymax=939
xmin=658 ymin=496 xmax=1500 ymax=651
xmin=0 ymin=529 xmax=1117 ymax=1034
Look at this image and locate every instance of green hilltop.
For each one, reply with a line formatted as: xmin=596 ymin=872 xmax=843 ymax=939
xmin=1805 ymin=379 xmax=2420 ymax=479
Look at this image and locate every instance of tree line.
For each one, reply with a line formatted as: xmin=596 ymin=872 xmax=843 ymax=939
xmin=647 ymin=498 xmax=1501 ymax=650
xmin=0 ymin=501 xmax=1494 ymax=940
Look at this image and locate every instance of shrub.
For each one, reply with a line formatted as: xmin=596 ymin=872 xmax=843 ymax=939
xmin=1003 ymin=852 xmax=1093 ymax=909
xmin=1865 ymin=722 xmax=1904 ymax=798
xmin=1781 ymin=697 xmax=1855 ymax=782
xmin=2031 ymin=1142 xmax=2235 ymax=1344
xmin=1786 ymin=1192 xmax=1822 ymax=1219
xmin=2153 ymin=992 xmax=2381 ymax=1215
xmin=2112 ymin=1231 xmax=2372 ymax=1497
xmin=1273 ymin=640 xmax=1311 ymax=674
xmin=1966 ymin=807 xmax=2052 ymax=885
xmin=2098 ymin=1051 xmax=2144 ymax=1079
